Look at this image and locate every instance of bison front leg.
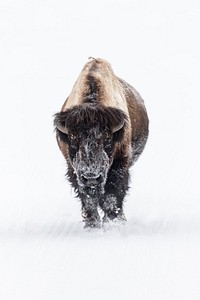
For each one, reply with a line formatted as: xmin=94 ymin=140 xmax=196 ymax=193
xmin=100 ymin=163 xmax=129 ymax=224
xmin=80 ymin=195 xmax=101 ymax=228
xmin=100 ymin=195 xmax=126 ymax=224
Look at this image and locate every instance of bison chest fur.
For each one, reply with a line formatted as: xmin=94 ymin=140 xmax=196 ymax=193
xmin=54 ymin=58 xmax=149 ymax=228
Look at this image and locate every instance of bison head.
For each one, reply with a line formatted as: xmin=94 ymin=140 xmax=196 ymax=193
xmin=54 ymin=104 xmax=127 ymax=196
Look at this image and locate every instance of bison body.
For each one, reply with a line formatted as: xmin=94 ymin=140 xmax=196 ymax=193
xmin=54 ymin=58 xmax=149 ymax=228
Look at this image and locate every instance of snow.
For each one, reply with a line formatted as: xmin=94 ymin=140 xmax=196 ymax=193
xmin=1 ymin=0 xmax=200 ymax=299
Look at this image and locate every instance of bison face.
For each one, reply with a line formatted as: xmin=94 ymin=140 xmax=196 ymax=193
xmin=71 ymin=129 xmax=111 ymax=196
xmin=54 ymin=104 xmax=127 ymax=196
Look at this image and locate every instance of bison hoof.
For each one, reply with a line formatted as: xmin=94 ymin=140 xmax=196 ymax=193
xmin=102 ymin=212 xmax=127 ymax=230
xmin=83 ymin=214 xmax=101 ymax=229
xmin=84 ymin=219 xmax=101 ymax=229
xmin=103 ymin=210 xmax=127 ymax=221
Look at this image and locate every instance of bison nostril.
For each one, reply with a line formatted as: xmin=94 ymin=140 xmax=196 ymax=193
xmin=96 ymin=175 xmax=102 ymax=182
xmin=81 ymin=175 xmax=88 ymax=184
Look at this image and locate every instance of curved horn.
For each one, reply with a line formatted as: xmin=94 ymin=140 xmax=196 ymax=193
xmin=112 ymin=119 xmax=125 ymax=133
xmin=54 ymin=119 xmax=69 ymax=135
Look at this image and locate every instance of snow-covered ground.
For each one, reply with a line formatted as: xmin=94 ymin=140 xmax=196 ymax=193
xmin=1 ymin=0 xmax=200 ymax=299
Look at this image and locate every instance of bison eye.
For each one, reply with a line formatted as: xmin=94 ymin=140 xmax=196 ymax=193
xmin=103 ymin=131 xmax=110 ymax=141
xmin=69 ymin=134 xmax=76 ymax=140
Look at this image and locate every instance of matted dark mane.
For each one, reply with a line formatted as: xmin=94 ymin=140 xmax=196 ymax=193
xmin=54 ymin=103 xmax=127 ymax=133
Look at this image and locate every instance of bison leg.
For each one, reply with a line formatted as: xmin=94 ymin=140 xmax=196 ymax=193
xmin=80 ymin=195 xmax=101 ymax=228
xmin=100 ymin=195 xmax=127 ymax=223
xmin=100 ymin=163 xmax=129 ymax=223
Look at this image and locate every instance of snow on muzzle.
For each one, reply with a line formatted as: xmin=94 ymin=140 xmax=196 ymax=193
xmin=73 ymin=142 xmax=110 ymax=193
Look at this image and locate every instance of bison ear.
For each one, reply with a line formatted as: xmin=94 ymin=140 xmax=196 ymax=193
xmin=54 ymin=113 xmax=69 ymax=135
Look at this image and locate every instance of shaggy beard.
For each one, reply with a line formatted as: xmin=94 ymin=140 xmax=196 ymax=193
xmin=78 ymin=181 xmax=105 ymax=197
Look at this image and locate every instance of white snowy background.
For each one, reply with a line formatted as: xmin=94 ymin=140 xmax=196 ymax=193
xmin=0 ymin=0 xmax=200 ymax=299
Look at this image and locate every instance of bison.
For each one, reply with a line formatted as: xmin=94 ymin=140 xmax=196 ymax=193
xmin=54 ymin=58 xmax=149 ymax=228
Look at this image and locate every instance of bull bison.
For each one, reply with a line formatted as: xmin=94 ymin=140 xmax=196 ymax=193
xmin=54 ymin=58 xmax=149 ymax=228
